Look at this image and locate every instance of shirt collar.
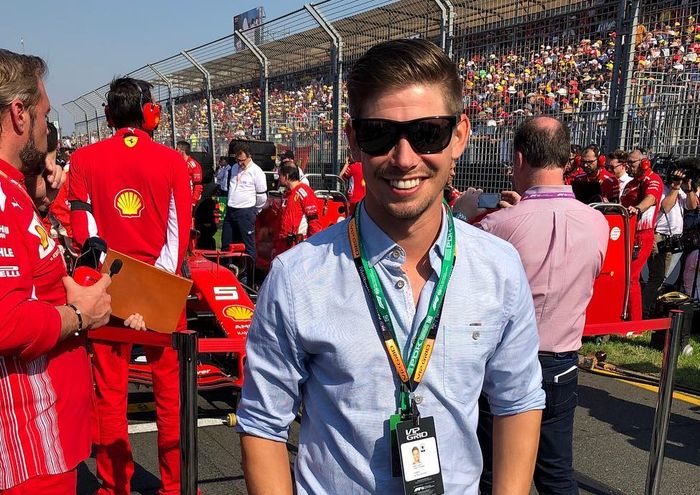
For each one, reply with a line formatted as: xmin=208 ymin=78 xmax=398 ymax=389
xmin=523 ymin=184 xmax=573 ymax=195
xmin=0 ymin=158 xmax=25 ymax=184
xmin=115 ymin=127 xmax=151 ymax=141
xmin=357 ymin=203 xmax=448 ymax=269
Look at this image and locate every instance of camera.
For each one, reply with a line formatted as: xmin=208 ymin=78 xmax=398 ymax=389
xmin=657 ymin=227 xmax=700 ymax=254
xmin=652 ymin=155 xmax=700 ymax=185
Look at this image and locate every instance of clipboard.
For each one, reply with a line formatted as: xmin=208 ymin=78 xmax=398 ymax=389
xmin=101 ymin=249 xmax=192 ymax=333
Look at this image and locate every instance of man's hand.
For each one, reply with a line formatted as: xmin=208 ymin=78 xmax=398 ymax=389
xmin=44 ymin=155 xmax=66 ymax=192
xmin=124 ymin=313 xmax=147 ymax=331
xmin=62 ymin=274 xmax=112 ymax=332
xmin=453 ymin=187 xmax=485 ymax=221
xmin=498 ymin=190 xmax=521 ymax=208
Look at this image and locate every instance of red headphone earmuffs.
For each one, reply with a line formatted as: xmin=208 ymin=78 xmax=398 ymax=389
xmin=574 ymin=155 xmax=581 ymax=168
xmin=641 ymin=158 xmax=651 ymax=171
xmin=141 ymin=102 xmax=161 ymax=132
xmin=598 ymin=154 xmax=606 ymax=168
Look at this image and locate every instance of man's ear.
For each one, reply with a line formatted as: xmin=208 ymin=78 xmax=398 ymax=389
xmin=450 ymin=114 xmax=470 ymax=161
xmin=513 ymin=150 xmax=525 ymax=171
xmin=9 ymin=100 xmax=29 ymax=134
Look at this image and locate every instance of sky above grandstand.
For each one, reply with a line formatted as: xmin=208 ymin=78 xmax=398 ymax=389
xmin=0 ymin=0 xmax=306 ymax=134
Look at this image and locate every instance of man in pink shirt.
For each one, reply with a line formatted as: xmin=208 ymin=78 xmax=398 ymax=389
xmin=455 ymin=117 xmax=608 ymax=494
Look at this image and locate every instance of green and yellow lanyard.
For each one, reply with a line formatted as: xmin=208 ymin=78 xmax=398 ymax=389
xmin=348 ymin=202 xmax=456 ymax=419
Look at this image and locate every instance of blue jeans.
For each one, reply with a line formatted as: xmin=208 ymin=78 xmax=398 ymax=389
xmin=478 ymin=351 xmax=579 ymax=495
xmin=221 ymin=206 xmax=257 ymax=262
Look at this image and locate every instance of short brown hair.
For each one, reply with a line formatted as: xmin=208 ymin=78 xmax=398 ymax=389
xmin=0 ymin=49 xmax=47 ymax=134
xmin=347 ymin=39 xmax=462 ymax=117
xmin=607 ymin=149 xmax=628 ymax=161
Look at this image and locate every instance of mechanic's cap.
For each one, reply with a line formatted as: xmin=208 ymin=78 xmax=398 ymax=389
xmin=280 ymin=150 xmax=295 ymax=161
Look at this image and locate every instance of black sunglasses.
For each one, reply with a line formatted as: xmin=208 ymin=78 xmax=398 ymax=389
xmin=351 ymin=115 xmax=458 ymax=156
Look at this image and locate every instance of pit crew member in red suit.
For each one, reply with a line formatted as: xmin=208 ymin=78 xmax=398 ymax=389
xmin=564 ymin=144 xmax=582 ymax=185
xmin=572 ymin=145 xmax=619 ymax=201
xmin=274 ymin=163 xmax=322 ymax=256
xmin=620 ymin=148 xmax=663 ymax=321
xmin=176 ymin=140 xmax=203 ymax=207
xmin=0 ymin=48 xmax=112 ymax=495
xmin=68 ymin=77 xmax=192 ymax=495
xmin=339 ymin=151 xmax=366 ymax=214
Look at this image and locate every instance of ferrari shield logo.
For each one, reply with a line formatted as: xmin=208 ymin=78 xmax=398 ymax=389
xmin=114 ymin=189 xmax=144 ymax=217
xmin=124 ymin=136 xmax=139 ymax=148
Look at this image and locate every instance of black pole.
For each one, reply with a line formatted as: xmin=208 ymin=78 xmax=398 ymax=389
xmin=645 ymin=310 xmax=686 ymax=495
xmin=174 ymin=330 xmax=198 ymax=495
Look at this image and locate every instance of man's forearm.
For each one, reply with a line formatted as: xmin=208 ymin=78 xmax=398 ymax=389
xmin=240 ymin=434 xmax=293 ymax=495
xmin=660 ymin=189 xmax=679 ymax=214
xmin=492 ymin=409 xmax=542 ymax=495
xmin=637 ymin=194 xmax=657 ymax=213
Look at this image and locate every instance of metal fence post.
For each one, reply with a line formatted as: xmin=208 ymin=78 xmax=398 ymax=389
xmin=645 ymin=309 xmax=686 ymax=495
xmin=73 ymin=99 xmax=91 ymax=143
xmin=618 ymin=0 xmax=642 ymax=152
xmin=173 ymin=330 xmax=198 ymax=495
xmin=305 ymin=4 xmax=343 ymax=174
xmin=80 ymin=96 xmax=101 ymax=141
xmin=181 ymin=51 xmax=216 ymax=165
xmin=434 ymin=0 xmax=454 ymax=59
xmin=235 ymin=30 xmax=269 ymax=141
xmin=148 ymin=64 xmax=177 ymax=148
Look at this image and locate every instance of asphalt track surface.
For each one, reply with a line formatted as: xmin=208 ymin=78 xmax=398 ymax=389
xmin=77 ymin=371 xmax=700 ymax=495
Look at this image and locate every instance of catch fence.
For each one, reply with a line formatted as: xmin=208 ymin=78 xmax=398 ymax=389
xmin=65 ymin=0 xmax=700 ymax=192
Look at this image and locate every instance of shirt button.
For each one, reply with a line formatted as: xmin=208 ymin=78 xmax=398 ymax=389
xmin=413 ymin=394 xmax=424 ymax=405
xmin=472 ymin=331 xmax=480 ymax=340
xmin=390 ymin=249 xmax=401 ymax=260
xmin=396 ymin=279 xmax=405 ymax=289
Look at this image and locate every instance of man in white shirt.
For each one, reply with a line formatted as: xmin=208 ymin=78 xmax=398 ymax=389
xmin=643 ymin=169 xmax=698 ymax=316
xmin=220 ymin=143 xmax=268 ymax=265
xmin=607 ymin=149 xmax=632 ymax=198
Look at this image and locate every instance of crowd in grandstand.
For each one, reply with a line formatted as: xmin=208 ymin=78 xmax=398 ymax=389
xmin=69 ymin=4 xmax=700 ymax=153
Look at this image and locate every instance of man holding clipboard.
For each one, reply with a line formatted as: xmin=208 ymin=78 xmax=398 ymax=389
xmin=69 ymin=77 xmax=192 ymax=495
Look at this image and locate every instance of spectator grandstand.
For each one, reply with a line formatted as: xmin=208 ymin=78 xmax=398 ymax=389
xmin=64 ymin=0 xmax=700 ymax=192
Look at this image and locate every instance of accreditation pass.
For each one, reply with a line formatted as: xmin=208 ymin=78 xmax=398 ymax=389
xmin=396 ymin=416 xmax=444 ymax=494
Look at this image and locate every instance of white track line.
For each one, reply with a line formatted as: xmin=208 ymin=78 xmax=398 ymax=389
xmin=128 ymin=417 xmax=225 ymax=434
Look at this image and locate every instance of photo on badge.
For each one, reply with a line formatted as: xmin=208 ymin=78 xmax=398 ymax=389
xmin=400 ymin=437 xmax=440 ymax=482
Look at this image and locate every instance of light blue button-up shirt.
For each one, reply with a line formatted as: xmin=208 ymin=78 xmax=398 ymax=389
xmin=237 ymin=205 xmax=545 ymax=494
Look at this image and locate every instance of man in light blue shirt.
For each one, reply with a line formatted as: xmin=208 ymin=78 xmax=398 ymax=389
xmin=237 ymin=39 xmax=545 ymax=495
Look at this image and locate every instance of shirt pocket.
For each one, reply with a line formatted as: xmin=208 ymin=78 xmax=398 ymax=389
xmin=443 ymin=325 xmax=501 ymax=404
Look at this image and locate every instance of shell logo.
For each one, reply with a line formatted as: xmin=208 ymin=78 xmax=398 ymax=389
xmin=223 ymin=305 xmax=253 ymax=321
xmin=114 ymin=189 xmax=144 ymax=217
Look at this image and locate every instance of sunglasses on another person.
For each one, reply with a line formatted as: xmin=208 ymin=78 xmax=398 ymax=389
xmin=351 ymin=115 xmax=459 ymax=156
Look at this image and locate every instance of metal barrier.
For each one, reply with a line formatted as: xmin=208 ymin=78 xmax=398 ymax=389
xmin=87 ymin=327 xmax=246 ymax=495
xmin=645 ymin=309 xmax=687 ymax=495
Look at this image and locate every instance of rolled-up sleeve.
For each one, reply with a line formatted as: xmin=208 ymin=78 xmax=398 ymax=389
xmin=482 ymin=252 xmax=545 ymax=416
xmin=236 ymin=257 xmax=308 ymax=441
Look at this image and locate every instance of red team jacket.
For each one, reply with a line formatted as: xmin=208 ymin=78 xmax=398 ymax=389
xmin=186 ymin=156 xmax=203 ymax=206
xmin=620 ymin=169 xmax=663 ymax=232
xmin=68 ymin=128 xmax=191 ymax=273
xmin=275 ymin=182 xmax=322 ymax=255
xmin=0 ymin=160 xmax=92 ymax=489
xmin=572 ymin=167 xmax=620 ymax=202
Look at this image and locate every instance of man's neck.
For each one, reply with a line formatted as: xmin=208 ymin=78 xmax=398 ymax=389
xmin=517 ymin=167 xmax=565 ymax=193
xmin=364 ymin=200 xmax=443 ymax=264
xmin=0 ymin=147 xmax=20 ymax=172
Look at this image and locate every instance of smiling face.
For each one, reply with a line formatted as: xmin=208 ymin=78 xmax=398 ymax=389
xmin=348 ymin=83 xmax=469 ymax=231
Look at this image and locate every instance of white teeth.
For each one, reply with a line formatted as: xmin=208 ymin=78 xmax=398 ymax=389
xmin=390 ymin=178 xmax=420 ymax=190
